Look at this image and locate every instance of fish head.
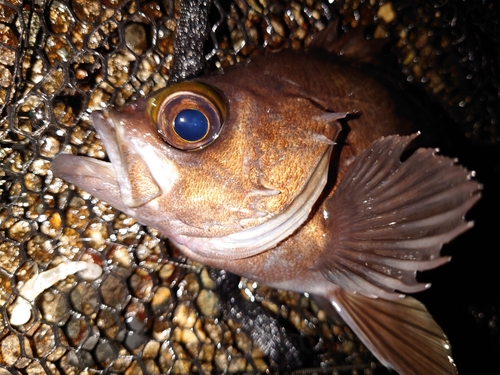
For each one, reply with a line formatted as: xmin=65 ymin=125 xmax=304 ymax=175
xmin=52 ymin=78 xmax=342 ymax=260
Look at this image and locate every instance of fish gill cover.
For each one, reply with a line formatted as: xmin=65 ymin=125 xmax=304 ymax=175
xmin=0 ymin=0 xmax=498 ymax=375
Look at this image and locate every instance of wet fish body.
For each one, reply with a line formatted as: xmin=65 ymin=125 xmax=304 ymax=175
xmin=52 ymin=44 xmax=480 ymax=374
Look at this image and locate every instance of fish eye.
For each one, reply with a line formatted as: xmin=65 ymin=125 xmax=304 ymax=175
xmin=148 ymin=82 xmax=227 ymax=151
xmin=173 ymin=109 xmax=209 ymax=142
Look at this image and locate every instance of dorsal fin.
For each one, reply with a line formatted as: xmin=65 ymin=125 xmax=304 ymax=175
xmin=309 ymin=21 xmax=388 ymax=64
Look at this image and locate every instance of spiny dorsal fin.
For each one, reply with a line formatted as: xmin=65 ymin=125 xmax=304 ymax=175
xmin=317 ymin=134 xmax=481 ymax=299
xmin=309 ymin=21 xmax=388 ymax=64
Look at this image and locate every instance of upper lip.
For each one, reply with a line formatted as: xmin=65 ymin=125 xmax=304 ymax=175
xmin=91 ymin=110 xmax=119 ymax=157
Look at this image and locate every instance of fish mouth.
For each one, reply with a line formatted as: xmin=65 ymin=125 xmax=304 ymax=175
xmin=51 ymin=153 xmax=117 ymax=184
xmin=52 ymin=109 xmax=171 ymax=211
xmin=50 ymin=111 xmax=118 ymax=188
xmin=51 ymin=111 xmax=119 ymax=188
xmin=51 ymin=111 xmax=127 ymax=210
xmin=51 ymin=153 xmax=128 ymax=211
xmin=93 ymin=110 xmax=165 ymax=207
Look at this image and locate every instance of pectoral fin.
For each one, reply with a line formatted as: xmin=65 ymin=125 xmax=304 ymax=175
xmin=317 ymin=134 xmax=481 ymax=299
xmin=328 ymin=288 xmax=457 ymax=375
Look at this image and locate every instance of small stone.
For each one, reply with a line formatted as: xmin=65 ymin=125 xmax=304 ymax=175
xmin=44 ymin=35 xmax=72 ymax=64
xmin=95 ymin=340 xmax=117 ymax=368
xmin=214 ymin=349 xmax=228 ymax=372
xmin=228 ymin=357 xmax=247 ymax=373
xmin=158 ymin=263 xmax=175 ymax=280
xmin=199 ymin=268 xmax=215 ymax=289
xmin=0 ymin=242 xmax=21 ymax=274
xmin=378 ymin=2 xmax=396 ymax=23
xmin=69 ymin=283 xmax=99 ymax=316
xmin=251 ymin=358 xmax=269 ymax=372
xmin=129 ymin=268 xmax=153 ymax=300
xmin=143 ymin=340 xmax=160 ymax=359
xmin=341 ymin=339 xmax=356 ymax=355
xmin=184 ymin=342 xmax=201 ymax=358
xmin=261 ymin=298 xmax=279 ymax=315
xmin=125 ymin=23 xmax=148 ymax=55
xmin=193 ymin=319 xmax=208 ymax=342
xmin=198 ymin=342 xmax=215 ymax=362
xmin=100 ymin=273 xmax=129 ymax=309
xmin=0 ymin=64 xmax=12 ymax=88
xmin=1 ymin=334 xmax=32 ymax=367
xmin=71 ymin=0 xmax=100 ymax=23
xmin=196 ymin=289 xmax=219 ymax=318
xmin=111 ymin=355 xmax=133 ymax=373
xmin=158 ymin=342 xmax=174 ymax=372
xmin=171 ymin=359 xmax=191 ymax=375
xmin=24 ymin=173 xmax=42 ymax=193
xmin=49 ymin=1 xmax=75 ymax=34
xmin=143 ymin=358 xmax=160 ymax=375
xmin=41 ymin=69 xmax=64 ymax=95
xmin=97 ymin=309 xmax=122 ymax=340
xmin=123 ymin=360 xmax=142 ymax=375
xmin=151 ymin=286 xmax=172 ymax=315
xmin=178 ymin=273 xmax=199 ymax=299
xmin=125 ymin=300 xmax=149 ymax=331
xmin=172 ymin=304 xmax=196 ymax=328
xmin=1 ymin=334 xmax=21 ymax=366
xmin=24 ymin=361 xmax=46 ymax=375
xmin=199 ymin=362 xmax=213 ymax=375
xmin=173 ymin=327 xmax=199 ymax=345
xmin=83 ymin=221 xmax=108 ymax=249
xmin=65 ymin=315 xmax=90 ymax=347
xmin=7 ymin=220 xmax=32 ymax=242
xmin=40 ymin=212 xmax=62 ymax=238
xmin=40 ymin=291 xmax=70 ymax=324
xmin=152 ymin=318 xmax=171 ymax=342
xmin=235 ymin=331 xmax=252 ymax=353
xmin=289 ymin=309 xmax=303 ymax=332
xmin=110 ymin=245 xmax=132 ymax=268
xmin=205 ymin=321 xmax=222 ymax=344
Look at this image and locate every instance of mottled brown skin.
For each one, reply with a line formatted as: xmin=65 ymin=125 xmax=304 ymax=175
xmin=180 ymin=48 xmax=414 ymax=288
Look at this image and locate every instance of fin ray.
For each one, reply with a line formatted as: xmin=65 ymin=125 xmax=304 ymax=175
xmin=317 ymin=134 xmax=481 ymax=298
xmin=349 ymin=196 xmax=477 ymax=240
xmin=329 ymin=289 xmax=458 ymax=375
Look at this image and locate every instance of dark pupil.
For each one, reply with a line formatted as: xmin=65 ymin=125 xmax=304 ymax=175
xmin=173 ymin=109 xmax=209 ymax=142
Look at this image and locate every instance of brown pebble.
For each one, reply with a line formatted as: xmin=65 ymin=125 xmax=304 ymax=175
xmin=151 ymin=286 xmax=172 ymax=314
xmin=172 ymin=303 xmax=197 ymax=329
xmin=142 ymin=340 xmax=160 ymax=359
xmin=199 ymin=267 xmax=215 ymax=289
xmin=377 ymin=2 xmax=396 ymax=23
xmin=196 ymin=289 xmax=219 ymax=318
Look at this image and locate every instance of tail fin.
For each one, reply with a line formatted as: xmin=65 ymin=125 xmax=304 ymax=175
xmin=328 ymin=288 xmax=457 ymax=375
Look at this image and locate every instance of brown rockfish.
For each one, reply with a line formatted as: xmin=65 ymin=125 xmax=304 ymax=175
xmin=52 ymin=29 xmax=481 ymax=375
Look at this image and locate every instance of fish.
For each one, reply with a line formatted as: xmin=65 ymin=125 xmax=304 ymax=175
xmin=51 ymin=27 xmax=481 ymax=375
